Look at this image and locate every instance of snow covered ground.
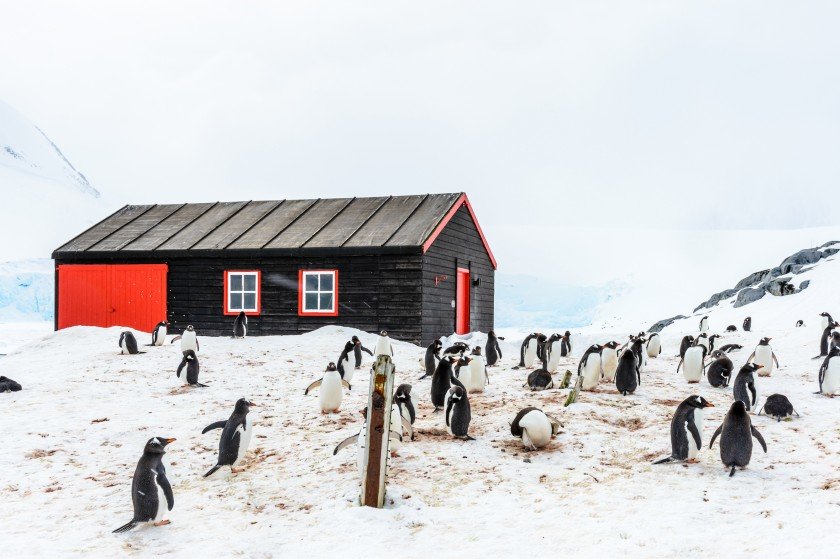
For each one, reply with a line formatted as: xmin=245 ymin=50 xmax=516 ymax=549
xmin=2 ymin=319 xmax=840 ymax=558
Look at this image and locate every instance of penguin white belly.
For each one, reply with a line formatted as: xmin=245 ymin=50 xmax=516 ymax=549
xmin=547 ymin=343 xmax=562 ymax=373
xmin=389 ymin=404 xmax=403 ymax=452
xmin=181 ymin=331 xmax=197 ymax=353
xmin=686 ymin=409 xmax=703 ymax=459
xmin=468 ymin=359 xmax=486 ymax=392
xmin=519 ymin=410 xmax=552 ymax=449
xmin=700 ymin=321 xmax=708 ymax=333
xmin=581 ymin=356 xmax=602 ymax=390
xmin=150 ymin=470 xmax=167 ymax=522
xmin=457 ymin=365 xmax=474 ymax=392
xmin=638 ymin=350 xmax=647 ymax=372
xmin=120 ymin=340 xmax=129 ymax=355
xmin=754 ymin=346 xmax=774 ymax=376
xmin=319 ymin=372 xmax=344 ymax=412
xmin=341 ymin=356 xmax=354 ymax=383
xmin=646 ymin=338 xmax=661 ymax=358
xmin=374 ymin=338 xmax=392 ymax=356
xmin=234 ymin=417 xmax=253 ymax=466
xmin=683 ymin=348 xmax=704 ymax=382
xmin=601 ymin=349 xmax=618 ymax=382
xmin=154 ymin=326 xmax=166 ymax=346
xmin=697 ymin=338 xmax=709 ymax=353
xmin=824 ymin=358 xmax=840 ymax=395
xmin=524 ymin=341 xmax=538 ymax=368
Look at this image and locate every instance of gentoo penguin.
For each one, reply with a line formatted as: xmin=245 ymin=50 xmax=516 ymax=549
xmin=706 ymin=350 xmax=734 ymax=388
xmin=463 ymin=346 xmax=488 ymax=393
xmin=202 ymin=398 xmax=255 ymax=477
xmin=646 ymin=333 xmax=662 ymax=358
xmin=443 ymin=341 xmax=469 ymax=358
xmin=0 ymin=376 xmax=22 ymax=392
xmin=815 ymin=321 xmax=839 ymax=358
xmin=601 ymin=341 xmax=620 ymax=382
xmin=544 ymin=333 xmax=563 ymax=373
xmin=119 ymin=331 xmax=141 ymax=355
xmin=445 ymin=385 xmax=474 ymax=440
xmin=699 ymin=316 xmax=709 ymax=333
xmin=171 ymin=325 xmax=199 ymax=354
xmin=709 ymin=400 xmax=767 ymax=476
xmin=614 ymin=349 xmax=640 ymax=395
xmin=351 ymin=335 xmax=373 ymax=369
xmin=560 ymin=331 xmax=573 ymax=357
xmin=629 ymin=337 xmax=647 ymax=374
xmin=151 ymin=321 xmax=168 ymax=346
xmin=743 ymin=317 xmax=752 ymax=332
xmin=820 ymin=312 xmax=835 ymax=330
xmin=679 ymin=336 xmax=695 ymax=359
xmin=336 ymin=341 xmax=356 ymax=385
xmin=112 ymin=437 xmax=176 ymax=533
xmin=696 ymin=333 xmax=710 ymax=353
xmin=176 ymin=350 xmax=207 ymax=387
xmin=708 ymin=334 xmax=721 ymax=353
xmin=535 ymin=333 xmax=548 ymax=364
xmin=733 ymin=363 xmax=761 ymax=411
xmin=394 ymin=384 xmax=416 ymax=440
xmin=374 ymin=330 xmax=394 ymax=357
xmin=454 ymin=355 xmax=472 ymax=382
xmin=748 ymin=337 xmax=779 ymax=377
xmin=726 ymin=325 xmax=738 ymax=332
xmin=795 ymin=320 xmax=804 ymax=327
xmin=817 ymin=346 xmax=840 ymax=395
xmin=653 ymin=395 xmax=714 ymax=464
xmin=304 ymin=363 xmax=350 ymax=414
xmin=431 ymin=356 xmax=463 ymax=411
xmin=518 ymin=333 xmax=541 ymax=368
xmin=524 ymin=368 xmax=553 ymax=391
xmin=718 ymin=344 xmax=742 ymax=353
xmin=758 ymin=394 xmax=799 ymax=422
xmin=511 ymin=407 xmax=562 ymax=450
xmin=233 ymin=311 xmax=247 ymax=338
xmin=418 ymin=339 xmax=443 ymax=380
xmin=677 ymin=345 xmax=706 ymax=383
xmin=485 ymin=331 xmax=504 ymax=366
xmin=577 ymin=344 xmax=603 ymax=390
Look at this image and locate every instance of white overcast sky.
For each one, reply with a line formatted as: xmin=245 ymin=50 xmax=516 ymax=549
xmin=2 ymin=1 xmax=840 ymax=284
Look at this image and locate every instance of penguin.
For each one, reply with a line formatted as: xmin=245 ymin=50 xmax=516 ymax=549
xmin=524 ymin=368 xmax=553 ymax=391
xmin=679 ymin=335 xmax=695 ymax=359
xmin=431 ymin=356 xmax=463 ymax=411
xmin=696 ymin=333 xmax=710 ymax=353
xmin=445 ymin=385 xmax=473 ymax=440
xmin=374 ymin=330 xmax=394 ymax=357
xmin=577 ymin=344 xmax=603 ymax=390
xmin=708 ymin=334 xmax=721 ymax=353
xmin=614 ymin=348 xmax=640 ymax=395
xmin=706 ymin=350 xmax=734 ymax=388
xmin=817 ymin=346 xmax=840 ymax=395
xmin=645 ymin=333 xmax=662 ymax=358
xmin=677 ymin=345 xmax=706 ymax=383
xmin=820 ymin=312 xmax=835 ymax=330
xmin=544 ymin=333 xmax=563 ymax=373
xmin=454 ymin=355 xmax=472 ymax=385
xmin=176 ymin=350 xmax=207 ymax=387
xmin=464 ymin=346 xmax=489 ymax=393
xmin=336 ymin=341 xmax=356 ymax=385
xmin=733 ymin=363 xmax=761 ymax=411
xmin=394 ymin=384 xmax=416 ymax=441
xmin=815 ymin=321 xmax=839 ymax=358
xmin=418 ymin=339 xmax=443 ymax=380
xmin=171 ymin=325 xmax=199 ymax=354
xmin=304 ymin=363 xmax=351 ymax=414
xmin=653 ymin=395 xmax=714 ymax=464
xmin=202 ymin=398 xmax=256 ymax=477
xmin=758 ymin=394 xmax=799 ymax=422
xmin=151 ymin=321 xmax=168 ymax=346
xmin=119 ymin=331 xmax=142 ymax=355
xmin=535 ymin=333 xmax=548 ymax=364
xmin=351 ymin=335 xmax=373 ymax=369
xmin=709 ymin=400 xmax=767 ymax=476
xmin=743 ymin=317 xmax=752 ymax=332
xmin=699 ymin=315 xmax=709 ymax=333
xmin=510 ymin=407 xmax=563 ymax=450
xmin=233 ymin=311 xmax=247 ymax=338
xmin=795 ymin=320 xmax=804 ymax=327
xmin=485 ymin=331 xmax=504 ymax=366
xmin=518 ymin=333 xmax=541 ymax=368
xmin=747 ymin=337 xmax=779 ymax=377
xmin=630 ymin=336 xmax=647 ymax=373
xmin=0 ymin=376 xmax=22 ymax=392
xmin=560 ymin=331 xmax=572 ymax=357
xmin=726 ymin=325 xmax=738 ymax=332
xmin=443 ymin=341 xmax=469 ymax=358
xmin=718 ymin=344 xmax=742 ymax=353
xmin=601 ymin=341 xmax=620 ymax=382
xmin=112 ymin=437 xmax=176 ymax=533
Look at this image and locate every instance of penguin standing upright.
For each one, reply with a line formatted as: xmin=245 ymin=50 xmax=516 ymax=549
xmin=679 ymin=336 xmax=695 ymax=359
xmin=600 ymin=341 xmax=620 ymax=382
xmin=394 ymin=384 xmax=416 ymax=440
xmin=577 ymin=344 xmax=603 ymax=390
xmin=708 ymin=334 xmax=721 ymax=353
xmin=535 ymin=334 xmax=548 ymax=365
xmin=743 ymin=317 xmax=752 ymax=332
xmin=351 ymin=336 xmax=373 ymax=369
xmin=431 ymin=356 xmax=463 ymax=410
xmin=151 ymin=321 xmax=168 ymax=346
xmin=305 ymin=363 xmax=350 ymax=414
xmin=709 ymin=400 xmax=767 ymax=476
xmin=544 ymin=333 xmax=563 ymax=373
xmin=374 ymin=330 xmax=394 ymax=357
xmin=176 ymin=350 xmax=207 ymax=387
xmin=646 ymin=333 xmax=662 ymax=358
xmin=560 ymin=331 xmax=572 ymax=357
xmin=614 ymin=348 xmax=640 ymax=395
xmin=445 ymin=385 xmax=473 ymax=440
xmin=112 ymin=437 xmax=176 ymax=533
xmin=733 ymin=363 xmax=761 ymax=411
xmin=696 ymin=333 xmax=710 ymax=353
xmin=817 ymin=346 xmax=840 ymax=395
xmin=119 ymin=331 xmax=141 ymax=355
xmin=653 ymin=395 xmax=714 ymax=464
xmin=518 ymin=333 xmax=541 ymax=368
xmin=758 ymin=394 xmax=799 ymax=421
xmin=485 ymin=331 xmax=504 ymax=366
xmin=699 ymin=316 xmax=709 ymax=333
xmin=202 ymin=398 xmax=256 ymax=477
xmin=418 ymin=340 xmax=442 ymax=380
xmin=233 ymin=311 xmax=247 ymax=338
xmin=706 ymin=350 xmax=733 ymax=388
xmin=510 ymin=407 xmax=562 ymax=450
xmin=171 ymin=325 xmax=199 ymax=354
xmin=748 ymin=337 xmax=779 ymax=377
xmin=816 ymin=321 xmax=839 ymax=358
xmin=677 ymin=345 xmax=707 ymax=384
xmin=630 ymin=337 xmax=647 ymax=373
xmin=464 ymin=346 xmax=488 ymax=393
xmin=336 ymin=341 xmax=356 ymax=385
xmin=820 ymin=312 xmax=835 ymax=330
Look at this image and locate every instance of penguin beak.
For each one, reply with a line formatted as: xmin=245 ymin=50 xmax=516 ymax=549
xmin=704 ymin=402 xmax=715 ymax=408
xmin=164 ymin=438 xmax=176 ymax=445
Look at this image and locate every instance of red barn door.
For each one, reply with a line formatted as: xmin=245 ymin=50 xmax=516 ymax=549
xmin=455 ymin=267 xmax=470 ymax=335
xmin=58 ymin=264 xmax=168 ymax=332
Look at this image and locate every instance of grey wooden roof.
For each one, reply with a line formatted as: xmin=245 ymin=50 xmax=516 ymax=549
xmin=54 ymin=193 xmax=465 ymax=256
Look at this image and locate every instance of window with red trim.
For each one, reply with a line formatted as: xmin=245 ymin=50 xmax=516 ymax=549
xmin=224 ymin=270 xmax=261 ymax=315
xmin=298 ymin=269 xmax=338 ymax=316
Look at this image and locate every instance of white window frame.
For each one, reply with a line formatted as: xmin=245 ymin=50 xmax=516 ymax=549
xmin=226 ymin=271 xmax=260 ymax=314
xmin=300 ymin=270 xmax=337 ymax=315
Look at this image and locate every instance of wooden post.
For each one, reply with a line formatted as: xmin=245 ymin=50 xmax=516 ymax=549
xmin=360 ymin=355 xmax=396 ymax=508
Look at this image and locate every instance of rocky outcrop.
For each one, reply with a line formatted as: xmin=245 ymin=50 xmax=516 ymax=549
xmin=648 ymin=315 xmax=688 ymax=333
xmin=733 ymin=287 xmax=765 ymax=308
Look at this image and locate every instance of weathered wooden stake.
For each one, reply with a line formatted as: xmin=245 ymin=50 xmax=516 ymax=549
xmin=361 ymin=355 xmax=396 ymax=508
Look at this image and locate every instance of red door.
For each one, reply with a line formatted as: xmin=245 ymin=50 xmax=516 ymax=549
xmin=58 ymin=264 xmax=168 ymax=332
xmin=455 ymin=267 xmax=470 ymax=335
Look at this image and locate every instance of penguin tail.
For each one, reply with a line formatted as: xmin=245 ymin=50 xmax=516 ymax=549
xmin=203 ymin=464 xmax=222 ymax=478
xmin=417 ymin=374 xmax=429 ymax=380
xmin=113 ymin=520 xmax=138 ymax=534
xmin=653 ymin=456 xmax=675 ymax=465
xmin=729 ymin=465 xmax=737 ymax=477
xmin=195 ymin=382 xmax=209 ymax=387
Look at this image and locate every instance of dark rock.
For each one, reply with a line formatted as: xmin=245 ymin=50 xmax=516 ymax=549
xmin=780 ymin=249 xmax=823 ymax=269
xmin=734 ymin=269 xmax=770 ymax=290
xmin=648 ymin=315 xmax=687 ymax=333
xmin=799 ymin=280 xmax=810 ymax=291
xmin=766 ymin=278 xmax=794 ymax=297
xmin=734 ymin=287 xmax=765 ymax=308
xmin=819 ymin=241 xmax=840 ymax=248
xmin=823 ymin=248 xmax=840 ymax=257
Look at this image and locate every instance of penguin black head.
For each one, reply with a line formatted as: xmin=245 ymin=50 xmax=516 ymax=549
xmin=395 ymin=383 xmax=412 ymax=399
xmin=831 ymin=332 xmax=840 ymax=343
xmin=186 ymin=325 xmax=195 ymax=332
xmin=471 ymin=346 xmax=482 ymax=356
xmin=326 ymin=362 xmax=337 ymax=371
xmin=604 ymin=341 xmax=619 ymax=349
xmin=759 ymin=337 xmax=771 ymax=345
xmin=434 ymin=340 xmax=443 ymax=349
xmin=685 ymin=395 xmax=714 ymax=409
xmin=710 ymin=350 xmax=726 ymax=360
xmin=457 ymin=356 xmax=472 ymax=367
xmin=234 ymin=398 xmax=255 ymax=414
xmin=820 ymin=312 xmax=831 ymax=317
xmin=564 ymin=331 xmax=571 ymax=337
xmin=144 ymin=437 xmax=176 ymax=454
xmin=730 ymin=399 xmax=748 ymax=415
xmin=448 ymin=385 xmax=466 ymax=400
xmin=537 ymin=334 xmax=547 ymax=342
xmin=352 ymin=336 xmax=360 ymax=345
xmin=344 ymin=341 xmax=355 ymax=352
xmin=698 ymin=333 xmax=708 ymax=339
xmin=743 ymin=363 xmax=763 ymax=374
xmin=184 ymin=350 xmax=197 ymax=360
xmin=445 ymin=355 xmax=458 ymax=364
xmin=380 ymin=330 xmax=389 ymax=337
xmin=709 ymin=334 xmax=721 ymax=341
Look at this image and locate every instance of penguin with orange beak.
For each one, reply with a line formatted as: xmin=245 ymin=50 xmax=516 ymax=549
xmin=654 ymin=396 xmax=714 ymax=464
xmin=113 ymin=437 xmax=176 ymax=533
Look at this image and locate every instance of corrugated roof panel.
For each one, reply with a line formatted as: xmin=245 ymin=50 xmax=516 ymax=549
xmin=191 ymin=200 xmax=281 ymax=250
xmin=304 ymin=196 xmax=389 ymax=248
xmin=343 ymin=195 xmax=426 ymax=248
xmin=56 ymin=205 xmax=154 ymax=253
xmin=156 ymin=202 xmax=248 ymax=251
xmin=264 ymin=198 xmax=353 ymax=249
xmin=385 ymin=193 xmax=461 ymax=247
xmin=88 ymin=204 xmax=184 ymax=251
xmin=228 ymin=199 xmax=317 ymax=249
xmin=122 ymin=203 xmax=215 ymax=251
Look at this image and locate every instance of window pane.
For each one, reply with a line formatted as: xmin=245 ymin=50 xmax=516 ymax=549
xmin=230 ymin=274 xmax=243 ymax=291
xmin=320 ymin=273 xmax=333 ymax=291
xmin=244 ymin=274 xmax=256 ymax=291
xmin=305 ymin=293 xmax=318 ymax=310
xmin=319 ymin=293 xmax=333 ymax=311
xmin=230 ymin=293 xmax=243 ymax=310
xmin=305 ymin=274 xmax=318 ymax=291
xmin=243 ymin=293 xmax=256 ymax=310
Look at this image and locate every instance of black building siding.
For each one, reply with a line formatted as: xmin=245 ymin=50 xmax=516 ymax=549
xmin=421 ymin=206 xmax=495 ymax=345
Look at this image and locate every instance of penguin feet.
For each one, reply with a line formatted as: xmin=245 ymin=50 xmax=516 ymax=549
xmin=153 ymin=520 xmax=171 ymax=527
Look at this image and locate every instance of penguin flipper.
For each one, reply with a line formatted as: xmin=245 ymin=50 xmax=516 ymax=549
xmin=333 ymin=434 xmax=359 ymax=455
xmin=157 ymin=464 xmax=174 ymax=510
xmin=686 ymin=418 xmax=702 ymax=452
xmin=203 ymin=464 xmax=222 ymax=478
xmin=176 ymin=359 xmax=186 ymax=378
xmin=546 ymin=414 xmax=563 ymax=434
xmin=201 ymin=421 xmax=227 ymax=434
xmin=751 ymin=426 xmax=768 ymax=453
xmin=171 ymin=336 xmax=182 ymax=343
xmin=304 ymin=379 xmax=322 ymax=395
xmin=747 ymin=351 xmax=756 ymax=363
xmin=773 ymin=353 xmax=780 ymax=368
xmin=362 ymin=346 xmax=373 ymax=356
xmin=342 ymin=380 xmax=352 ymax=391
xmin=729 ymin=465 xmax=737 ymax=477
xmin=653 ymin=456 xmax=676 ymax=464
xmin=112 ymin=520 xmax=138 ymax=533
xmin=709 ymin=425 xmax=722 ymax=449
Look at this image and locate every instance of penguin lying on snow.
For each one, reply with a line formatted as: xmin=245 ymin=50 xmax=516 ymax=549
xmin=758 ymin=394 xmax=799 ymax=421
xmin=654 ymin=395 xmax=714 ymax=464
xmin=446 ymin=386 xmax=474 ymax=440
xmin=150 ymin=321 xmax=168 ymax=346
xmin=710 ymin=400 xmax=767 ymax=477
xmin=351 ymin=335 xmax=373 ymax=369
xmin=443 ymin=341 xmax=469 ymax=358
xmin=304 ymin=363 xmax=351 ymax=414
xmin=171 ymin=325 xmax=199 ymax=354
xmin=511 ymin=407 xmax=562 ymax=450
xmin=726 ymin=325 xmax=738 ymax=332
xmin=233 ymin=311 xmax=248 ymax=338
xmin=0 ymin=376 xmax=22 ymax=392
xmin=202 ymin=398 xmax=256 ymax=477
xmin=485 ymin=331 xmax=504 ymax=366
xmin=718 ymin=344 xmax=742 ymax=353
xmin=418 ymin=340 xmax=443 ymax=380
xmin=706 ymin=350 xmax=733 ymax=388
xmin=524 ymin=369 xmax=553 ymax=391
xmin=176 ymin=350 xmax=207 ymax=387
xmin=113 ymin=437 xmax=176 ymax=533
xmin=119 ymin=331 xmax=143 ymax=355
